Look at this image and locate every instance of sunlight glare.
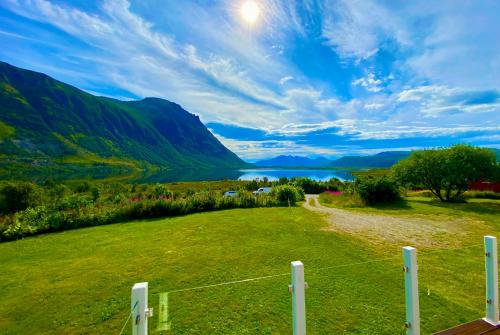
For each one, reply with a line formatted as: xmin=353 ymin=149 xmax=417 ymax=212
xmin=240 ymin=1 xmax=260 ymax=24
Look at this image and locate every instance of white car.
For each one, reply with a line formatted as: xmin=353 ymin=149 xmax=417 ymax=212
xmin=224 ymin=191 xmax=238 ymax=197
xmin=252 ymin=187 xmax=272 ymax=195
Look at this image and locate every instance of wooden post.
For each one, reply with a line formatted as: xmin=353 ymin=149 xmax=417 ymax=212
xmin=132 ymin=282 xmax=149 ymax=335
xmin=403 ymin=247 xmax=420 ymax=335
xmin=290 ymin=261 xmax=306 ymax=335
xmin=484 ymin=236 xmax=500 ymax=325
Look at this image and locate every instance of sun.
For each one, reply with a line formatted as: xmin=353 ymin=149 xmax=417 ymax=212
xmin=240 ymin=1 xmax=260 ymax=24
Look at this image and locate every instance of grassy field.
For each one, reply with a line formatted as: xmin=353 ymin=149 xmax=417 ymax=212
xmin=1 ymin=202 xmax=499 ymax=334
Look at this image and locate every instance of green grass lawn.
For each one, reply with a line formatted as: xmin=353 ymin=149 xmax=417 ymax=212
xmin=0 ymin=204 xmax=498 ymax=334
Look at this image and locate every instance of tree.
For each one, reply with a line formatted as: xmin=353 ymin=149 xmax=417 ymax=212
xmin=392 ymin=145 xmax=496 ymax=202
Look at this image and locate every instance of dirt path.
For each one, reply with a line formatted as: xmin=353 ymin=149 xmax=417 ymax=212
xmin=303 ymin=195 xmax=482 ymax=248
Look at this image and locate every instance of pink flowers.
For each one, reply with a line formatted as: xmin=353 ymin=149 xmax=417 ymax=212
xmin=325 ymin=190 xmax=343 ymax=196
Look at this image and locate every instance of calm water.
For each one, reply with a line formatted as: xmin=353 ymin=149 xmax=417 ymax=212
xmin=132 ymin=168 xmax=353 ymax=183
xmin=3 ymin=168 xmax=354 ymax=183
xmin=237 ymin=169 xmax=353 ymax=181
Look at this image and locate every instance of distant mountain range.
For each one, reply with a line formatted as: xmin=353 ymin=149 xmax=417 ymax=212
xmin=255 ymin=149 xmax=500 ymax=169
xmin=0 ymin=61 xmax=247 ymax=171
xmin=330 ymin=151 xmax=412 ymax=168
xmin=254 ymin=151 xmax=412 ymax=168
xmin=254 ymin=155 xmax=332 ymax=168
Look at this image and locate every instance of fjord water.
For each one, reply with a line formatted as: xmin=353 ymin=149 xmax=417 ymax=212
xmin=237 ymin=169 xmax=353 ymax=181
xmin=1 ymin=168 xmax=354 ymax=183
xmin=134 ymin=168 xmax=354 ymax=183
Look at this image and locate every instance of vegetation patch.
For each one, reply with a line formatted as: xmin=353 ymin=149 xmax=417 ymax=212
xmin=393 ymin=145 xmax=497 ymax=202
xmin=353 ymin=176 xmax=400 ymax=205
xmin=0 ymin=120 xmax=15 ymax=140
xmin=0 ymin=179 xmax=310 ymax=241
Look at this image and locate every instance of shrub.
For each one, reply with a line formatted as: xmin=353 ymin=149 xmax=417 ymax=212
xmin=58 ymin=194 xmax=93 ymax=211
xmin=0 ymin=183 xmax=285 ymax=241
xmin=2 ymin=206 xmax=50 ymax=239
xmin=291 ymin=178 xmax=326 ymax=194
xmin=91 ymin=187 xmax=100 ymax=202
xmin=326 ymin=178 xmax=345 ymax=192
xmin=354 ymin=177 xmax=400 ymax=205
xmin=74 ymin=182 xmax=91 ymax=193
xmin=272 ymin=185 xmax=304 ymax=205
xmin=0 ymin=182 xmax=40 ymax=213
xmin=153 ymin=184 xmax=172 ymax=198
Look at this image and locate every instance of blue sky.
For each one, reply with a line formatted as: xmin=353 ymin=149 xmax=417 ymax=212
xmin=0 ymin=0 xmax=499 ymax=161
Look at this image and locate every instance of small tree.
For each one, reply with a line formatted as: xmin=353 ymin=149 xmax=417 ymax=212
xmin=354 ymin=177 xmax=400 ymax=205
xmin=392 ymin=145 xmax=496 ymax=202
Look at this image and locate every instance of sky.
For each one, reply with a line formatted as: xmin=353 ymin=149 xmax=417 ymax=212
xmin=0 ymin=0 xmax=499 ymax=161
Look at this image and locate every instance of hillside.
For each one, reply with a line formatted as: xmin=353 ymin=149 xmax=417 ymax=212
xmin=254 ymin=155 xmax=331 ymax=167
xmin=0 ymin=61 xmax=246 ymax=170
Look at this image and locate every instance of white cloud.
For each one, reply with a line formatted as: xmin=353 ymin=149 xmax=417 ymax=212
xmin=279 ymin=76 xmax=293 ymax=85
xmin=397 ymin=85 xmax=500 ymax=117
xmin=321 ymin=0 xmax=410 ymax=60
xmin=404 ymin=1 xmax=500 ymax=90
xmin=352 ymin=73 xmax=383 ymax=92
xmin=213 ymin=134 xmax=344 ymax=160
xmin=2 ymin=0 xmax=499 ymax=158
xmin=364 ymin=103 xmax=383 ymax=110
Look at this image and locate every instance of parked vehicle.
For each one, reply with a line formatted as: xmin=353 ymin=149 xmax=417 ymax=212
xmin=252 ymin=187 xmax=272 ymax=195
xmin=223 ymin=191 xmax=238 ymax=197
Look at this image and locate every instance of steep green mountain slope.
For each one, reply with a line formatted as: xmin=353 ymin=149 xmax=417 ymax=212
xmin=0 ymin=61 xmax=246 ymax=170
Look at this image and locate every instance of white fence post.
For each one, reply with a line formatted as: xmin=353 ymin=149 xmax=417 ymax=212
xmin=289 ymin=261 xmax=306 ymax=335
xmin=132 ymin=282 xmax=151 ymax=335
xmin=484 ymin=236 xmax=499 ymax=325
xmin=403 ymin=247 xmax=420 ymax=335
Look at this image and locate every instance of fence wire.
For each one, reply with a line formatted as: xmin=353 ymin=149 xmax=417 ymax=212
xmin=163 ymin=243 xmax=485 ymax=294
xmin=118 ymin=300 xmax=139 ymax=335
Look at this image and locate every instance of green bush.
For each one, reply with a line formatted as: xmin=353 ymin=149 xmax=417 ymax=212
xmin=289 ymin=177 xmax=345 ymax=194
xmin=58 ymin=194 xmax=93 ymax=211
xmin=153 ymin=184 xmax=172 ymax=198
xmin=0 ymin=190 xmax=284 ymax=241
xmin=2 ymin=206 xmax=50 ymax=239
xmin=0 ymin=182 xmax=40 ymax=213
xmin=291 ymin=178 xmax=326 ymax=194
xmin=272 ymin=185 xmax=305 ymax=205
xmin=0 ymin=180 xmax=302 ymax=241
xmin=74 ymin=182 xmax=91 ymax=193
xmin=354 ymin=177 xmax=400 ymax=205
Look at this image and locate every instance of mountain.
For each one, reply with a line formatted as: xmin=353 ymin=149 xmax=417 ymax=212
xmin=0 ymin=61 xmax=247 ymax=171
xmin=254 ymin=151 xmax=412 ymax=169
xmin=254 ymin=155 xmax=332 ymax=167
xmin=330 ymin=151 xmax=411 ymax=168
